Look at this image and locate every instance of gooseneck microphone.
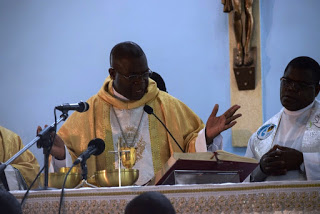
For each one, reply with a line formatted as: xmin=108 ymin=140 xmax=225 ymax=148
xmin=73 ymin=138 xmax=105 ymax=165
xmin=55 ymin=101 xmax=89 ymax=113
xmin=144 ymin=105 xmax=185 ymax=153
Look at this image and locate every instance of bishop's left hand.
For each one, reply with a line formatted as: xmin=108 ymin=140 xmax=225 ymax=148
xmin=205 ymin=104 xmax=241 ymax=144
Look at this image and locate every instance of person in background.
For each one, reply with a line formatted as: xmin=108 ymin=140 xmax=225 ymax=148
xmin=0 ymin=126 xmax=39 ymax=190
xmin=149 ymin=71 xmax=167 ymax=92
xmin=245 ymin=56 xmax=320 ymax=182
xmin=0 ymin=189 xmax=22 ymax=214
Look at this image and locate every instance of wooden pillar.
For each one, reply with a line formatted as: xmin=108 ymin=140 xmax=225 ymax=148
xmin=228 ymin=0 xmax=262 ymax=147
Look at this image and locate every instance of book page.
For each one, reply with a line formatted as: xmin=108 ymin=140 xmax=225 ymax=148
xmin=172 ymin=150 xmax=258 ymax=163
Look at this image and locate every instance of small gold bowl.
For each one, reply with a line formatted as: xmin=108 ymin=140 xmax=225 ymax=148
xmin=95 ymin=169 xmax=139 ymax=187
xmin=40 ymin=172 xmax=82 ymax=189
xmin=59 ymin=167 xmax=81 ymax=174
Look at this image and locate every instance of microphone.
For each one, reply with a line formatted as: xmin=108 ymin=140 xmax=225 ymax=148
xmin=144 ymin=105 xmax=185 ymax=152
xmin=55 ymin=101 xmax=89 ymax=113
xmin=73 ymin=138 xmax=105 ymax=165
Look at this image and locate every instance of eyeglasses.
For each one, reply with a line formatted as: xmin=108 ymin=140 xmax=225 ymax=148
xmin=113 ymin=68 xmax=152 ymax=81
xmin=280 ymin=77 xmax=317 ymax=90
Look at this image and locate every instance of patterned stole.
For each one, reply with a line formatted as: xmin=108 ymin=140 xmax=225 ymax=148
xmin=252 ymin=100 xmax=320 ymax=159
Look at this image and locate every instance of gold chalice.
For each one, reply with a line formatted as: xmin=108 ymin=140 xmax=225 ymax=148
xmin=120 ymin=147 xmax=136 ymax=169
xmin=106 ymin=140 xmax=139 ymax=187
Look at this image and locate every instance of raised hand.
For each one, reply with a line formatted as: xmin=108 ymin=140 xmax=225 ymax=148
xmin=205 ymin=104 xmax=241 ymax=144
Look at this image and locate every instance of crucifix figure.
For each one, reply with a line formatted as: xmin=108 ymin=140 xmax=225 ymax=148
xmin=222 ymin=0 xmax=254 ymax=66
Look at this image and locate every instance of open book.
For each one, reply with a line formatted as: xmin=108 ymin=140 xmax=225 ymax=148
xmin=153 ymin=150 xmax=258 ymax=185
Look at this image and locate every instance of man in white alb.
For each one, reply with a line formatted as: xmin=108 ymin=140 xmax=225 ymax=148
xmin=246 ymin=56 xmax=320 ymax=182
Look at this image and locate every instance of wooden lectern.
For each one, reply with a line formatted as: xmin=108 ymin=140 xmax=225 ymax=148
xmin=152 ymin=150 xmax=259 ymax=185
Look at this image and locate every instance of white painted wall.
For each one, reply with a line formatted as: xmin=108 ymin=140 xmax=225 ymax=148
xmin=0 ymin=1 xmax=234 ymax=167
xmin=1 ymin=0 xmax=319 ymax=168
xmin=260 ymin=0 xmax=320 ymax=120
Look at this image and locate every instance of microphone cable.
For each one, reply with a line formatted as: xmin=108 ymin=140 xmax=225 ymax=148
xmin=144 ymin=105 xmax=185 ymax=153
xmin=20 ymin=165 xmax=45 ymax=207
xmin=58 ymin=138 xmax=105 ymax=214
xmin=58 ymin=163 xmax=76 ymax=214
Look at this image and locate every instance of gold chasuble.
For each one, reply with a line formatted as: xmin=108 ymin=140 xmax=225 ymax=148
xmin=58 ymin=77 xmax=204 ymax=178
xmin=0 ymin=126 xmax=40 ymax=187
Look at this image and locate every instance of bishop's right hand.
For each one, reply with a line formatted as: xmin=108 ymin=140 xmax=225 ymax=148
xmin=37 ymin=125 xmax=66 ymax=160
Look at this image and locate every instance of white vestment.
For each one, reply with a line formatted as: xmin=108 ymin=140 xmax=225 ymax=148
xmin=245 ymin=100 xmax=320 ymax=181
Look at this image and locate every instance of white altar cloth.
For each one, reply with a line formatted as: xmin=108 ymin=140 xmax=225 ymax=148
xmin=12 ymin=180 xmax=320 ymax=213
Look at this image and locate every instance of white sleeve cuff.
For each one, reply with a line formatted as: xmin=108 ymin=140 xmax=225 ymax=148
xmin=195 ymin=128 xmax=224 ymax=152
xmin=4 ymin=165 xmax=27 ymax=190
xmin=195 ymin=128 xmax=207 ymax=152
xmin=207 ymin=134 xmax=223 ymax=152
xmin=49 ymin=145 xmax=73 ymax=172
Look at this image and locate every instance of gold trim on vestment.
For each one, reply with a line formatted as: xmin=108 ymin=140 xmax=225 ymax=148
xmin=58 ymin=76 xmax=204 ymax=182
xmin=148 ymin=102 xmax=162 ymax=174
xmin=103 ymin=102 xmax=115 ymax=171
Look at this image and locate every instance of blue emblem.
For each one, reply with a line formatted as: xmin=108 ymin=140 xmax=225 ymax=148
xmin=257 ymin=124 xmax=276 ymax=140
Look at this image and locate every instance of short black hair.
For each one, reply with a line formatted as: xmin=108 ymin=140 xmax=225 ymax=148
xmin=149 ymin=71 xmax=167 ymax=92
xmin=284 ymin=56 xmax=320 ymax=83
xmin=0 ymin=190 xmax=22 ymax=214
xmin=110 ymin=41 xmax=146 ymax=66
xmin=125 ymin=191 xmax=176 ymax=214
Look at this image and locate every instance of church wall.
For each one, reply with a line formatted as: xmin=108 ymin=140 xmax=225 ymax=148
xmin=0 ymin=0 xmax=319 ymax=168
xmin=260 ymin=0 xmax=320 ymax=121
xmin=0 ymin=1 xmax=235 ymax=167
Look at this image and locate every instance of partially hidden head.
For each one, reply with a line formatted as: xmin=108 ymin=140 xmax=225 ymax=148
xmin=280 ymin=56 xmax=320 ymax=111
xmin=109 ymin=41 xmax=149 ymax=101
xmin=0 ymin=190 xmax=22 ymax=214
xmin=125 ymin=191 xmax=176 ymax=214
xmin=149 ymin=71 xmax=167 ymax=92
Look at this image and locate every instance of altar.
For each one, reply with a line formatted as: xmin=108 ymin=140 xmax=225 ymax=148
xmin=12 ymin=180 xmax=320 ymax=213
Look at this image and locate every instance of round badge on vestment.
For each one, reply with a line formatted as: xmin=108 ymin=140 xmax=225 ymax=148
xmin=257 ymin=124 xmax=276 ymax=140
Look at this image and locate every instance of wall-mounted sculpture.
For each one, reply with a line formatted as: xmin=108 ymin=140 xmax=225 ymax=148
xmin=222 ymin=0 xmax=256 ymax=90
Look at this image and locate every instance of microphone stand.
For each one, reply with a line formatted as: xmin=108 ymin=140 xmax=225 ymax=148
xmin=75 ymin=161 xmax=97 ymax=188
xmin=0 ymin=111 xmax=69 ymax=190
